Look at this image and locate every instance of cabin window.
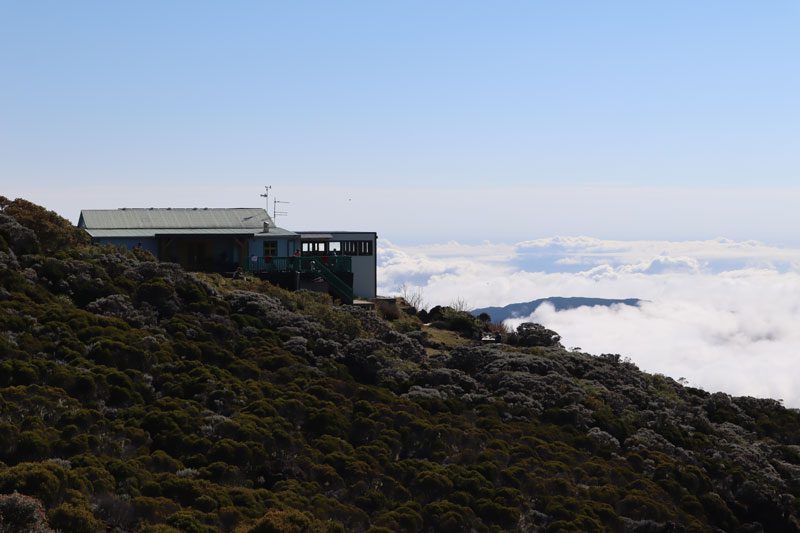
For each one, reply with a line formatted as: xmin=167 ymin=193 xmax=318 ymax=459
xmin=302 ymin=240 xmax=372 ymax=256
xmin=263 ymin=240 xmax=278 ymax=256
xmin=341 ymin=241 xmax=356 ymax=255
xmin=341 ymin=240 xmax=373 ymax=256
xmin=358 ymin=240 xmax=373 ymax=256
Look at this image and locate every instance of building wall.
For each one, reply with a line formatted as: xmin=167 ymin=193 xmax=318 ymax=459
xmin=327 ymin=232 xmax=377 ymax=299
xmin=91 ymin=228 xmax=375 ymax=297
xmin=351 ymin=255 xmax=376 ymax=299
xmin=94 ymin=235 xmax=300 ymax=265
xmin=247 ymin=237 xmax=298 ymax=262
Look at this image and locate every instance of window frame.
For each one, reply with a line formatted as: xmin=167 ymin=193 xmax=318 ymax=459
xmin=262 ymin=240 xmax=278 ymax=257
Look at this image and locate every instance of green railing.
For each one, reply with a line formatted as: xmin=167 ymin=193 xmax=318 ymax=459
xmin=245 ymin=255 xmax=354 ymax=304
xmin=246 ymin=255 xmax=352 ymax=274
xmin=307 ymin=259 xmax=354 ymax=304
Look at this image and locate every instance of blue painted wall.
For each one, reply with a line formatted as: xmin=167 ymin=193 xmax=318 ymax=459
xmin=247 ymin=237 xmax=296 ymax=259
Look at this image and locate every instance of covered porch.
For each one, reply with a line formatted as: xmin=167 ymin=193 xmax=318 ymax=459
xmin=156 ymin=234 xmax=251 ymax=273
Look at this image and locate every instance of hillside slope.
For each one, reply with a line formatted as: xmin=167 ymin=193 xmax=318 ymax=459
xmin=1 ymin=197 xmax=799 ymax=532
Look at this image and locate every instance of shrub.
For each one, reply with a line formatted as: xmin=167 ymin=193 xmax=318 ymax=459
xmin=218 ymin=506 xmax=244 ymax=530
xmin=375 ymin=300 xmax=401 ymax=321
xmin=423 ymin=500 xmax=477 ymax=530
xmin=91 ymin=492 xmax=136 ymax=530
xmin=0 ymin=492 xmax=54 ymax=532
xmin=474 ymin=498 xmax=519 ymax=528
xmin=166 ymin=510 xmax=217 ymax=533
xmin=139 ymin=525 xmax=182 ymax=533
xmin=47 ymin=503 xmax=102 ymax=533
xmin=209 ymin=439 xmax=253 ymax=467
xmin=194 ymin=494 xmax=218 ymax=512
xmin=243 ymin=508 xmax=328 ymax=533
xmin=510 ymin=322 xmax=561 ymax=347
xmin=0 ymin=212 xmax=40 ymax=255
xmin=700 ymin=492 xmax=738 ymax=531
xmin=147 ymin=451 xmax=184 ymax=473
xmin=132 ymin=496 xmax=181 ymax=524
xmin=0 ymin=197 xmax=88 ymax=252
xmin=425 ymin=306 xmax=482 ymax=337
xmin=0 ymin=463 xmax=67 ymax=507
xmin=87 ymin=339 xmax=152 ymax=372
xmin=16 ymin=431 xmax=51 ymax=461
xmin=135 ymin=278 xmax=180 ymax=316
xmin=0 ymin=422 xmax=19 ymax=461
xmin=373 ymin=505 xmax=424 ymax=531
xmin=411 ymin=470 xmax=454 ymax=501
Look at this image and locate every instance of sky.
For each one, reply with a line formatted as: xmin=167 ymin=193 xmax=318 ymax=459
xmin=3 ymin=2 xmax=800 ymax=404
xmin=2 ymin=1 xmax=799 ymax=241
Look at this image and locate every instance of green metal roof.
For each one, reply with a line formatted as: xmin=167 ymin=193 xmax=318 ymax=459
xmin=80 ymin=207 xmax=273 ymax=229
xmin=79 ymin=208 xmax=298 ymax=238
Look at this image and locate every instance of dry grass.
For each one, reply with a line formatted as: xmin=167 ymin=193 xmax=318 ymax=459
xmin=422 ymin=324 xmax=471 ymax=357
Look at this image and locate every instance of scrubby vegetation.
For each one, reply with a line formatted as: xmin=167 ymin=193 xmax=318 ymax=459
xmin=1 ymin=196 xmax=800 ymax=531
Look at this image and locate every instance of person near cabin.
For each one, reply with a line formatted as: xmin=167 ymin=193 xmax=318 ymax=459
xmin=290 ymin=248 xmax=301 ymax=270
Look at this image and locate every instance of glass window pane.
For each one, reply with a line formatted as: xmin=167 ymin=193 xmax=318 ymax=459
xmin=263 ymin=240 xmax=278 ymax=256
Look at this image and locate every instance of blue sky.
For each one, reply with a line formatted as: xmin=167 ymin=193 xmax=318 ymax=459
xmin=2 ymin=1 xmax=799 ymax=241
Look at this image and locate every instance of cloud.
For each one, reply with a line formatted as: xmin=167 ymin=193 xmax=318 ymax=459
xmin=514 ymin=236 xmax=800 ymax=273
xmin=506 ymin=294 xmax=800 ymax=407
xmin=377 ymin=239 xmax=516 ymax=299
xmin=620 ymin=256 xmax=703 ymax=275
xmin=378 ymin=236 xmax=800 ymax=407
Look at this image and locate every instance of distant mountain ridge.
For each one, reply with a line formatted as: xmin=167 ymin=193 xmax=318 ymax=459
xmin=472 ymin=296 xmax=641 ymax=323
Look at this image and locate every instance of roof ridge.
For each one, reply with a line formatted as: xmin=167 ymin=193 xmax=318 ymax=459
xmin=81 ymin=207 xmax=263 ymax=211
xmin=78 ymin=207 xmax=277 ymax=230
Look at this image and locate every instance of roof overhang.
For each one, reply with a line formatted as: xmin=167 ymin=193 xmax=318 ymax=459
xmin=85 ymin=228 xmax=298 ymax=238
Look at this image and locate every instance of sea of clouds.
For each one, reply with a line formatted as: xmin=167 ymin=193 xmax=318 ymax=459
xmin=378 ymin=236 xmax=800 ymax=407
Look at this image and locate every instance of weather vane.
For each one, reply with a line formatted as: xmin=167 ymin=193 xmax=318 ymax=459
xmin=259 ymin=186 xmax=271 ymax=212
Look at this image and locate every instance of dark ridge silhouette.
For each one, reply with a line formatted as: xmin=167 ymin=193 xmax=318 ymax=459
xmin=472 ymin=296 xmax=641 ymax=323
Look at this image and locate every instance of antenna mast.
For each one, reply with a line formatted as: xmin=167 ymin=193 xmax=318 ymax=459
xmin=259 ymin=186 xmax=272 ymax=212
xmin=273 ymin=197 xmax=289 ymax=224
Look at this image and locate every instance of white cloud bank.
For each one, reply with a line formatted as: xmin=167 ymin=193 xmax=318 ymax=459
xmin=378 ymin=237 xmax=800 ymax=407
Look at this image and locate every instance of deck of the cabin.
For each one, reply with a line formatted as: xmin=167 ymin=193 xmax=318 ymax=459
xmin=245 ymin=255 xmax=354 ymax=304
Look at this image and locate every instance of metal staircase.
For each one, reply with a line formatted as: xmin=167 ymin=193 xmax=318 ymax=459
xmin=308 ymin=259 xmax=354 ymax=304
